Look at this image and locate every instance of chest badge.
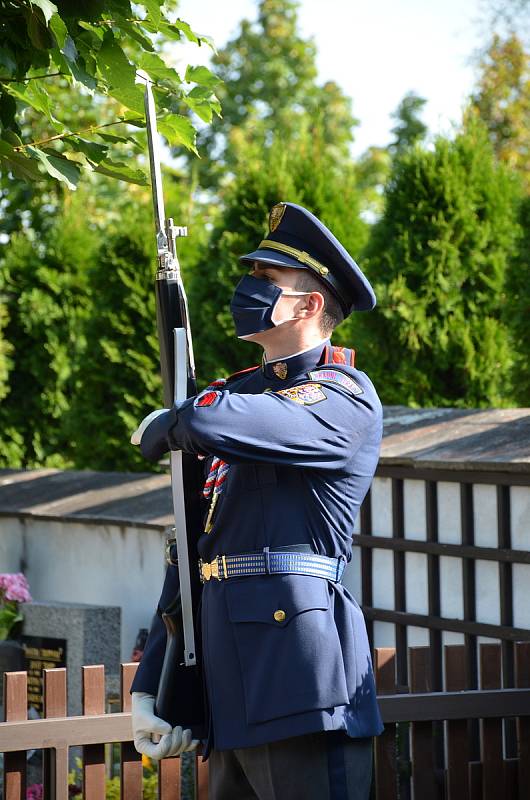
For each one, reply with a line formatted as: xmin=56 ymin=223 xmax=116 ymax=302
xmin=273 ymin=361 xmax=288 ymax=379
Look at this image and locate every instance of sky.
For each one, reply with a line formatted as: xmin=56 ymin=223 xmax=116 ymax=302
xmin=174 ymin=0 xmax=488 ymax=156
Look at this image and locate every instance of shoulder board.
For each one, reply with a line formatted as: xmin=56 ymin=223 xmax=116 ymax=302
xmin=225 ymin=365 xmax=260 ymax=384
xmin=320 ymin=344 xmax=355 ymax=367
xmin=308 ymin=368 xmax=363 ymax=396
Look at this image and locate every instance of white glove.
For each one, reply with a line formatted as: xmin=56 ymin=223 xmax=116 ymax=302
xmin=130 ymin=409 xmax=169 ymax=446
xmin=131 ymin=691 xmax=199 ymax=759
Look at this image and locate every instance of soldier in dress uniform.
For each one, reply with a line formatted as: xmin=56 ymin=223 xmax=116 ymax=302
xmin=130 ymin=202 xmax=384 ymax=799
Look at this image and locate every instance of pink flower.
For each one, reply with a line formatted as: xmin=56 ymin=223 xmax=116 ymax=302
xmin=26 ymin=783 xmax=43 ymax=800
xmin=0 ymin=573 xmax=32 ymax=604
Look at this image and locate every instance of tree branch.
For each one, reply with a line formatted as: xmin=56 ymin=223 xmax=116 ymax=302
xmin=13 ymin=117 xmax=144 ymax=150
xmin=0 ymin=72 xmax=68 ymax=83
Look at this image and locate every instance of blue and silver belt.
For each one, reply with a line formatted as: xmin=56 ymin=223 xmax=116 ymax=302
xmin=198 ymin=549 xmax=346 ymax=584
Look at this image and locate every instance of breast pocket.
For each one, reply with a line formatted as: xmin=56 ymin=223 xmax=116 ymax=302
xmin=225 ymin=574 xmax=350 ymax=725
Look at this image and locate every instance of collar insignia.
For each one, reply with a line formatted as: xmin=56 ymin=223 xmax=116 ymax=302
xmin=272 ymin=361 xmax=288 ymax=379
xmin=269 ymin=203 xmax=286 ymax=232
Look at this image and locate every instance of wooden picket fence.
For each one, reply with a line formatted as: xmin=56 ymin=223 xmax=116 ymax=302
xmin=1 ymin=644 xmax=530 ymax=799
xmin=374 ymin=641 xmax=530 ymax=800
xmin=0 ymin=662 xmax=208 ymax=800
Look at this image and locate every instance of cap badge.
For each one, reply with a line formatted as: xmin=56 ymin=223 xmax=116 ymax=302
xmin=273 ymin=361 xmax=288 ymax=379
xmin=269 ymin=203 xmax=286 ymax=232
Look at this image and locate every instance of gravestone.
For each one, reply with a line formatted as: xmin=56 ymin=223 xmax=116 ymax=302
xmin=21 ymin=600 xmax=121 ymax=716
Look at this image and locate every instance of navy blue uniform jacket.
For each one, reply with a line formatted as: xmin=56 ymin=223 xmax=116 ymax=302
xmin=130 ymin=340 xmax=384 ymax=752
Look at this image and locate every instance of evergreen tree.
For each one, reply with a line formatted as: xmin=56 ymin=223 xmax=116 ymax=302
xmin=389 ymin=92 xmax=428 ymax=155
xmin=0 ymin=269 xmax=14 ymax=415
xmin=469 ymin=33 xmax=530 ymax=189
xmin=361 ymin=119 xmax=522 ymax=408
xmin=64 ymin=209 xmax=160 ymax=471
xmin=66 ymin=174 xmax=204 ymax=471
xmin=354 ymin=92 xmax=427 ymax=221
xmin=194 ymin=0 xmax=357 ymax=187
xmin=0 ymin=186 xmax=98 ymax=467
xmin=505 ymin=195 xmax=530 ymax=404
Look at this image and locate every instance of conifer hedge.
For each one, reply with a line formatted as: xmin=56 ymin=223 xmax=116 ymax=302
xmin=360 ymin=120 xmax=522 ymax=408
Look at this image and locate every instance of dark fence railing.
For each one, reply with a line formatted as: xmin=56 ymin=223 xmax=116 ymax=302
xmin=358 ymin=463 xmax=530 ymax=799
xmin=374 ymin=641 xmax=530 ymax=800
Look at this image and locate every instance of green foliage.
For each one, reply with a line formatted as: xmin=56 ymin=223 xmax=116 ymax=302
xmin=0 ymin=0 xmax=220 ymax=187
xmin=505 ymin=195 xmax=530 ymax=404
xmin=360 ymin=119 xmax=523 ymax=407
xmin=0 ymin=267 xmax=13 ymax=403
xmin=194 ymin=0 xmax=357 ymax=187
xmin=469 ymin=33 xmax=530 ymax=189
xmin=63 ymin=172 xmax=205 ymax=471
xmin=64 ymin=206 xmax=161 ymax=471
xmin=0 ymin=185 xmax=98 ymax=467
xmin=189 ymin=125 xmax=368 ymax=382
xmin=389 ymin=91 xmax=428 ymax=155
xmin=2 ymin=0 xmax=529 ymax=480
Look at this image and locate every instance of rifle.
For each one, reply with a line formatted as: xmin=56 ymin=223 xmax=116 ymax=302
xmin=139 ymin=71 xmax=205 ymax=732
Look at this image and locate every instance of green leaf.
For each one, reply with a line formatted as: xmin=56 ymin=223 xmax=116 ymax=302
xmin=142 ymin=0 xmax=163 ymax=28
xmin=93 ymin=158 xmax=148 ymax=184
xmin=64 ymin=136 xmax=108 ymax=165
xmin=67 ymin=57 xmax=97 ymax=90
xmin=183 ymin=88 xmax=221 ymax=123
xmin=2 ymin=129 xmax=22 ymax=147
xmin=49 ymin=13 xmax=67 ymax=48
xmin=96 ymin=131 xmax=133 ymax=144
xmin=184 ymin=64 xmax=221 ymax=90
xmin=139 ymin=52 xmax=181 ymax=85
xmin=112 ymin=14 xmax=154 ymax=52
xmin=0 ymin=139 xmax=42 ymax=182
xmin=96 ymin=34 xmax=144 ymax=114
xmin=62 ymin=35 xmax=78 ymax=63
xmin=52 ymin=45 xmax=97 ymax=91
xmin=77 ymin=21 xmax=105 ymax=41
xmin=27 ymin=146 xmax=81 ymax=189
xmin=4 ymin=81 xmax=61 ymax=128
xmin=157 ymin=114 xmax=197 ymax=153
xmin=175 ymin=18 xmax=214 ymax=49
xmin=153 ymin=18 xmax=213 ymax=49
xmin=0 ymin=45 xmax=17 ymax=75
xmin=26 ymin=8 xmax=55 ymax=49
xmin=0 ymin=92 xmax=17 ymax=129
xmin=30 ymin=0 xmax=58 ymax=25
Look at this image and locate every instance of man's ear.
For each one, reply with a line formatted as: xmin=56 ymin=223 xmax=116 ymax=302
xmin=297 ymin=291 xmax=324 ymax=319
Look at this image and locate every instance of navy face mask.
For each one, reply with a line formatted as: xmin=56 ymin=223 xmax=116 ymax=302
xmin=230 ymin=274 xmax=309 ymax=339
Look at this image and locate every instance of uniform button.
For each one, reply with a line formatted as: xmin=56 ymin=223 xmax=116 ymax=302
xmin=273 ymin=609 xmax=286 ymax=623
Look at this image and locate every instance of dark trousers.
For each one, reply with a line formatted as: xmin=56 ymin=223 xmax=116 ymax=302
xmin=208 ymin=731 xmax=373 ymax=800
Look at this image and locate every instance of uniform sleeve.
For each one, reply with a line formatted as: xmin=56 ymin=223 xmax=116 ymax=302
xmin=140 ymin=380 xmax=381 ymax=472
xmin=129 ymin=564 xmax=180 ymax=695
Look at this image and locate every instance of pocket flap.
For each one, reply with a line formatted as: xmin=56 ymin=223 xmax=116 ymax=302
xmin=226 ymin=574 xmax=329 ymax=627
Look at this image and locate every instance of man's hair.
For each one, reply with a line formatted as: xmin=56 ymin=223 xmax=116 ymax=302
xmin=294 ymin=271 xmax=344 ymax=335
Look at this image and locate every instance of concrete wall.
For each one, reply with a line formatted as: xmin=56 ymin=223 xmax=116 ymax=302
xmin=0 ymin=516 xmax=167 ymax=662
